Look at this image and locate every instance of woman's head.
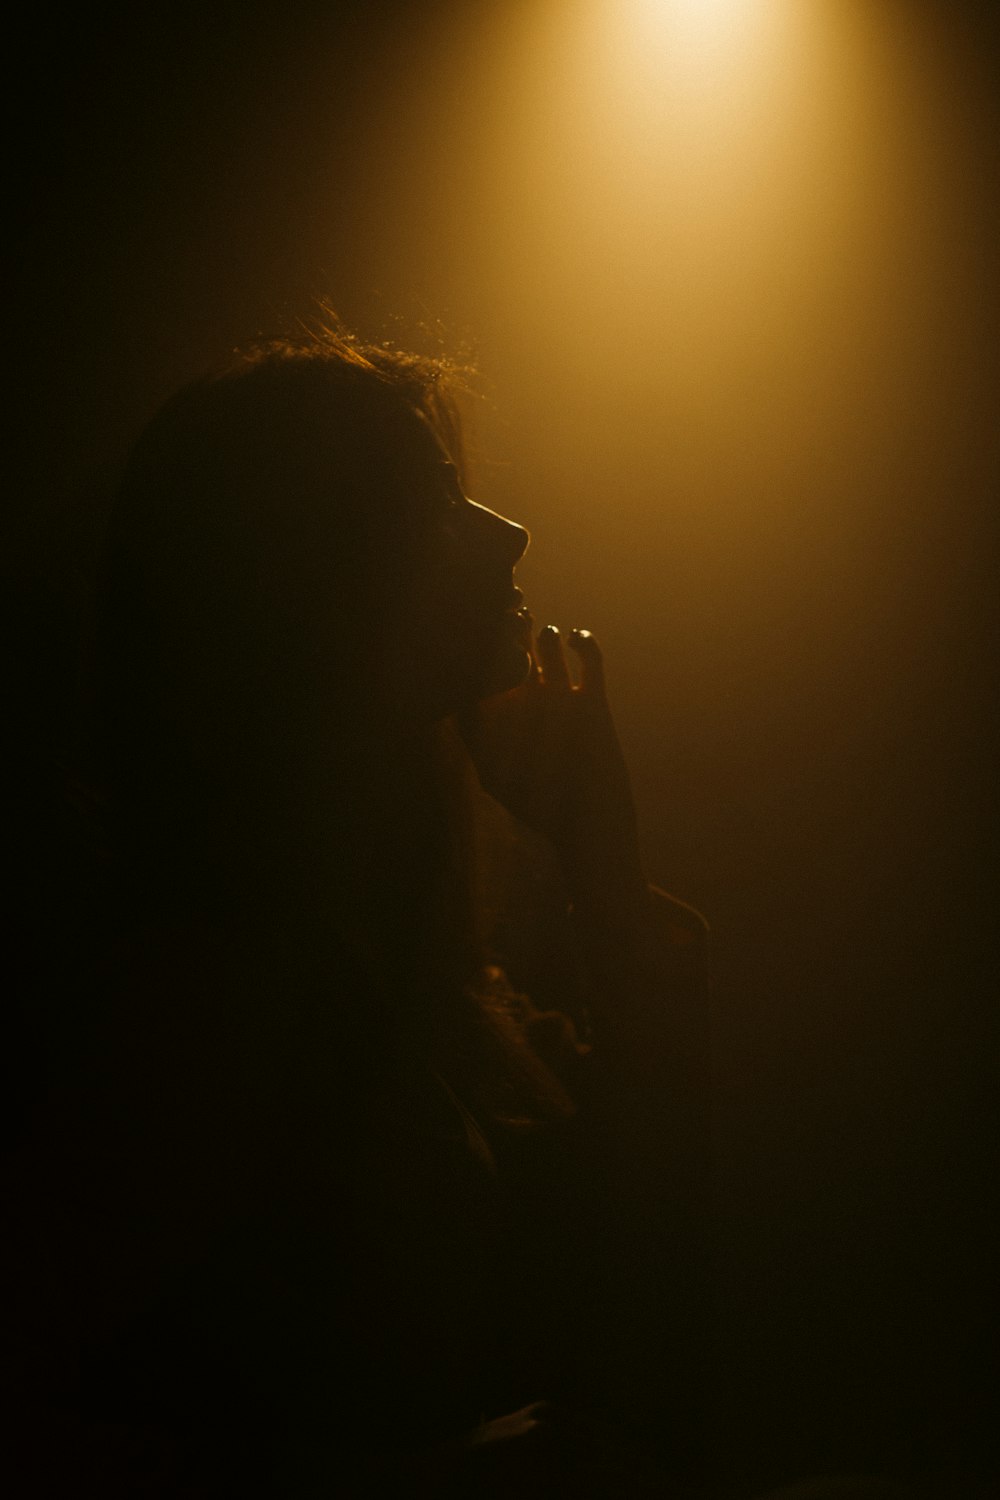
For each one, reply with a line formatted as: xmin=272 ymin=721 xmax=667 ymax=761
xmin=97 ymin=329 xmax=530 ymax=810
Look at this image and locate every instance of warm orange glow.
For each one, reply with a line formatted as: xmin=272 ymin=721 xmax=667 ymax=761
xmin=317 ymin=0 xmax=991 ymax=855
xmin=374 ymin=0 xmax=967 ymax=639
xmin=615 ymin=0 xmax=776 ymax=74
xmin=17 ymin=5 xmax=994 ymax=1486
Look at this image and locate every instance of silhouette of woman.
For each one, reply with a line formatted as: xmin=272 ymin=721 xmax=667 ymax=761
xmin=9 ymin=329 xmax=710 ymax=1496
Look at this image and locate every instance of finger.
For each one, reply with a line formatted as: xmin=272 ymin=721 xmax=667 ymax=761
xmin=535 ymin=624 xmax=572 ymax=692
xmin=567 ymin=628 xmax=607 ymax=702
xmin=522 ymin=610 xmax=543 ymax=685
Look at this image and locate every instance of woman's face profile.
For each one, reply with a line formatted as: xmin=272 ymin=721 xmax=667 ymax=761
xmin=390 ymin=409 xmax=532 ymax=715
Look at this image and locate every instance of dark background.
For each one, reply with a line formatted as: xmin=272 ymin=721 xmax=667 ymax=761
xmin=10 ymin=1 xmax=997 ymax=1490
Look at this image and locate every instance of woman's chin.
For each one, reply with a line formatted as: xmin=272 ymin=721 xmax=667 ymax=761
xmin=428 ymin=617 xmax=532 ymax=714
xmin=475 ymin=610 xmax=532 ymax=693
xmin=422 ymin=639 xmax=530 ymax=720
xmin=478 ymin=641 xmax=532 ymax=699
xmin=484 ymin=609 xmax=534 ymax=691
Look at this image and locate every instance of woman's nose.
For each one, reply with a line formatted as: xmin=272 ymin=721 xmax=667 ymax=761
xmin=470 ymin=501 xmax=530 ymax=564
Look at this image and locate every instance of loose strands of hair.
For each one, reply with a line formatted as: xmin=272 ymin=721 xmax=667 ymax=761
xmin=239 ymin=311 xmax=476 ymax=491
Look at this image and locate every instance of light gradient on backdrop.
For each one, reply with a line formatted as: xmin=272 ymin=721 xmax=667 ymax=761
xmin=14 ymin=2 xmax=994 ymax=1484
xmin=340 ymin=0 xmax=992 ymax=906
xmin=310 ymin=8 xmax=995 ymax=1472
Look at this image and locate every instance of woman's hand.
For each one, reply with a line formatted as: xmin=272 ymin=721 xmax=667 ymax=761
xmin=462 ymin=624 xmax=648 ymax=924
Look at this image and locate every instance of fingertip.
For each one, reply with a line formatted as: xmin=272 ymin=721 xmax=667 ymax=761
xmin=536 ymin=623 xmax=563 ymax=658
xmin=568 ymin=627 xmax=601 ymax=653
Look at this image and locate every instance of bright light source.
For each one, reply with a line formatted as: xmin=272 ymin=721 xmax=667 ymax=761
xmin=635 ymin=0 xmax=759 ymax=38
xmin=625 ymin=0 xmax=769 ymax=69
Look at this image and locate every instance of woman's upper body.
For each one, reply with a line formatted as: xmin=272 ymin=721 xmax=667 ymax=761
xmin=6 ymin=330 xmax=709 ymax=1495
